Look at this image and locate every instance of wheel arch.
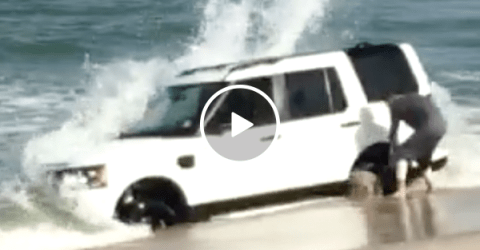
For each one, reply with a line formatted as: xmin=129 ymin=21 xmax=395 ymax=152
xmin=351 ymin=142 xmax=390 ymax=172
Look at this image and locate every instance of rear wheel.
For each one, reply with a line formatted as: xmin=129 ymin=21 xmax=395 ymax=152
xmin=350 ymin=143 xmax=395 ymax=197
xmin=115 ymin=178 xmax=192 ymax=230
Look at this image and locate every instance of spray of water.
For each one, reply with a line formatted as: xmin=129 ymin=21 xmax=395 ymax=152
xmin=431 ymin=79 xmax=480 ymax=188
xmin=22 ymin=58 xmax=176 ymax=177
xmin=177 ymin=0 xmax=330 ymax=67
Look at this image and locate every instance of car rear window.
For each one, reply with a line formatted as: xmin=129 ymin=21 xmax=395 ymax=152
xmin=346 ymin=43 xmax=419 ymax=102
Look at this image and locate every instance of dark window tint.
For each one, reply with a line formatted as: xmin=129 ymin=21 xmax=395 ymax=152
xmin=285 ymin=70 xmax=330 ymax=119
xmin=237 ymin=77 xmax=275 ymax=125
xmin=347 ymin=44 xmax=418 ymax=101
xmin=205 ymin=77 xmax=275 ymax=133
xmin=327 ymin=68 xmax=347 ymax=112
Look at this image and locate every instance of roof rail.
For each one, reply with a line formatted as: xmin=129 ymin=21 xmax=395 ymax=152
xmin=176 ymin=47 xmax=349 ymax=80
xmin=224 ymin=57 xmax=280 ymax=76
xmin=177 ymin=63 xmax=230 ymax=77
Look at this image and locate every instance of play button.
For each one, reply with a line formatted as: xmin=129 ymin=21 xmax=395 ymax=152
xmin=231 ymin=112 xmax=253 ymax=138
xmin=200 ymin=85 xmax=280 ymax=161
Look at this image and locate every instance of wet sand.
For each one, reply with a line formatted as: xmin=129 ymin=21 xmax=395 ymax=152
xmin=91 ymin=187 xmax=480 ymax=250
xmin=365 ymin=232 xmax=480 ymax=250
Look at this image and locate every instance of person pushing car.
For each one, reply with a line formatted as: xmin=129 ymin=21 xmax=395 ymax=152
xmin=386 ymin=93 xmax=447 ymax=198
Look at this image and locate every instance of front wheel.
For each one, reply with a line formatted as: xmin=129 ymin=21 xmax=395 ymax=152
xmin=115 ymin=179 xmax=193 ymax=230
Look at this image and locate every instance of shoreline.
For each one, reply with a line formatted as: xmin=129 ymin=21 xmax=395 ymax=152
xmin=89 ymin=187 xmax=480 ymax=250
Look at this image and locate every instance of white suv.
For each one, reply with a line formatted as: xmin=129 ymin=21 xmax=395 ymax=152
xmin=42 ymin=42 xmax=448 ymax=228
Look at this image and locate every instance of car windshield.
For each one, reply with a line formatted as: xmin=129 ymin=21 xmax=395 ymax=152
xmin=120 ymin=82 xmax=226 ymax=138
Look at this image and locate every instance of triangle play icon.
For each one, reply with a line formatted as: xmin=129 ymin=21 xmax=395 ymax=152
xmin=231 ymin=112 xmax=253 ymax=137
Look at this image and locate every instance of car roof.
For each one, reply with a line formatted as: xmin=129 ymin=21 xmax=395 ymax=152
xmin=174 ymin=42 xmax=406 ymax=85
xmin=174 ymin=49 xmax=344 ymax=85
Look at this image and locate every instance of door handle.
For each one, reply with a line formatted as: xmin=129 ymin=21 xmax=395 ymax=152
xmin=260 ymin=135 xmax=281 ymax=141
xmin=341 ymin=121 xmax=360 ymax=128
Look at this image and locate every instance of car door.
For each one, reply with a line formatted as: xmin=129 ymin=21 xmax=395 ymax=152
xmin=272 ymin=67 xmax=360 ymax=188
xmin=201 ymin=77 xmax=285 ymax=199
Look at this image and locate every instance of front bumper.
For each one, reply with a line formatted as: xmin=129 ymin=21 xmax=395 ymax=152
xmin=43 ymin=163 xmax=118 ymax=221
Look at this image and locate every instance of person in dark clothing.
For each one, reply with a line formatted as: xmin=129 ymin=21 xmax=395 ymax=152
xmin=387 ymin=93 xmax=447 ymax=198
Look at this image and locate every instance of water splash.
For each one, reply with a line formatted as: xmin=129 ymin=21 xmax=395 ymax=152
xmin=177 ymin=0 xmax=330 ymax=67
xmin=431 ymin=81 xmax=480 ymax=188
xmin=22 ymin=58 xmax=175 ymax=177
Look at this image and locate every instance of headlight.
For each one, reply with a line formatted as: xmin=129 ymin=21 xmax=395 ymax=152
xmin=47 ymin=164 xmax=107 ymax=189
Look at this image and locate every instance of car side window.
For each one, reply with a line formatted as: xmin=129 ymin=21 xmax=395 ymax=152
xmin=285 ymin=69 xmax=333 ymax=119
xmin=283 ymin=68 xmax=347 ymax=121
xmin=205 ymin=77 xmax=275 ymax=134
xmin=285 ymin=69 xmax=330 ymax=119
xmin=237 ymin=77 xmax=276 ymax=125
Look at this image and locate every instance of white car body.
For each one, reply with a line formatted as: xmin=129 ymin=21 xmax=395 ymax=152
xmin=41 ymin=43 xmax=448 ymax=221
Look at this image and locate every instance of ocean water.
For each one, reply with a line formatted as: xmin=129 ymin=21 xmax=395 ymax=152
xmin=1 ymin=0 xmax=480 ymax=249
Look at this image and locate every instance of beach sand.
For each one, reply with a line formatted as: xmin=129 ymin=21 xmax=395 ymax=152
xmin=90 ymin=187 xmax=480 ymax=250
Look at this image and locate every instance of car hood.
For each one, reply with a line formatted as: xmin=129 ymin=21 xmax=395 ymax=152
xmin=39 ymin=135 xmax=203 ymax=170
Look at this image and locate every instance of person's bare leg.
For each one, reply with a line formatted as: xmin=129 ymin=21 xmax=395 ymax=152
xmin=393 ymin=159 xmax=408 ymax=198
xmin=423 ymin=166 xmax=433 ymax=193
xmin=398 ymin=198 xmax=414 ymax=242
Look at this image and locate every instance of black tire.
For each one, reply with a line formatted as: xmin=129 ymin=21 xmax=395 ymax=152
xmin=142 ymin=199 xmax=177 ymax=230
xmin=351 ymin=143 xmax=398 ymax=196
xmin=115 ymin=178 xmax=192 ymax=230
